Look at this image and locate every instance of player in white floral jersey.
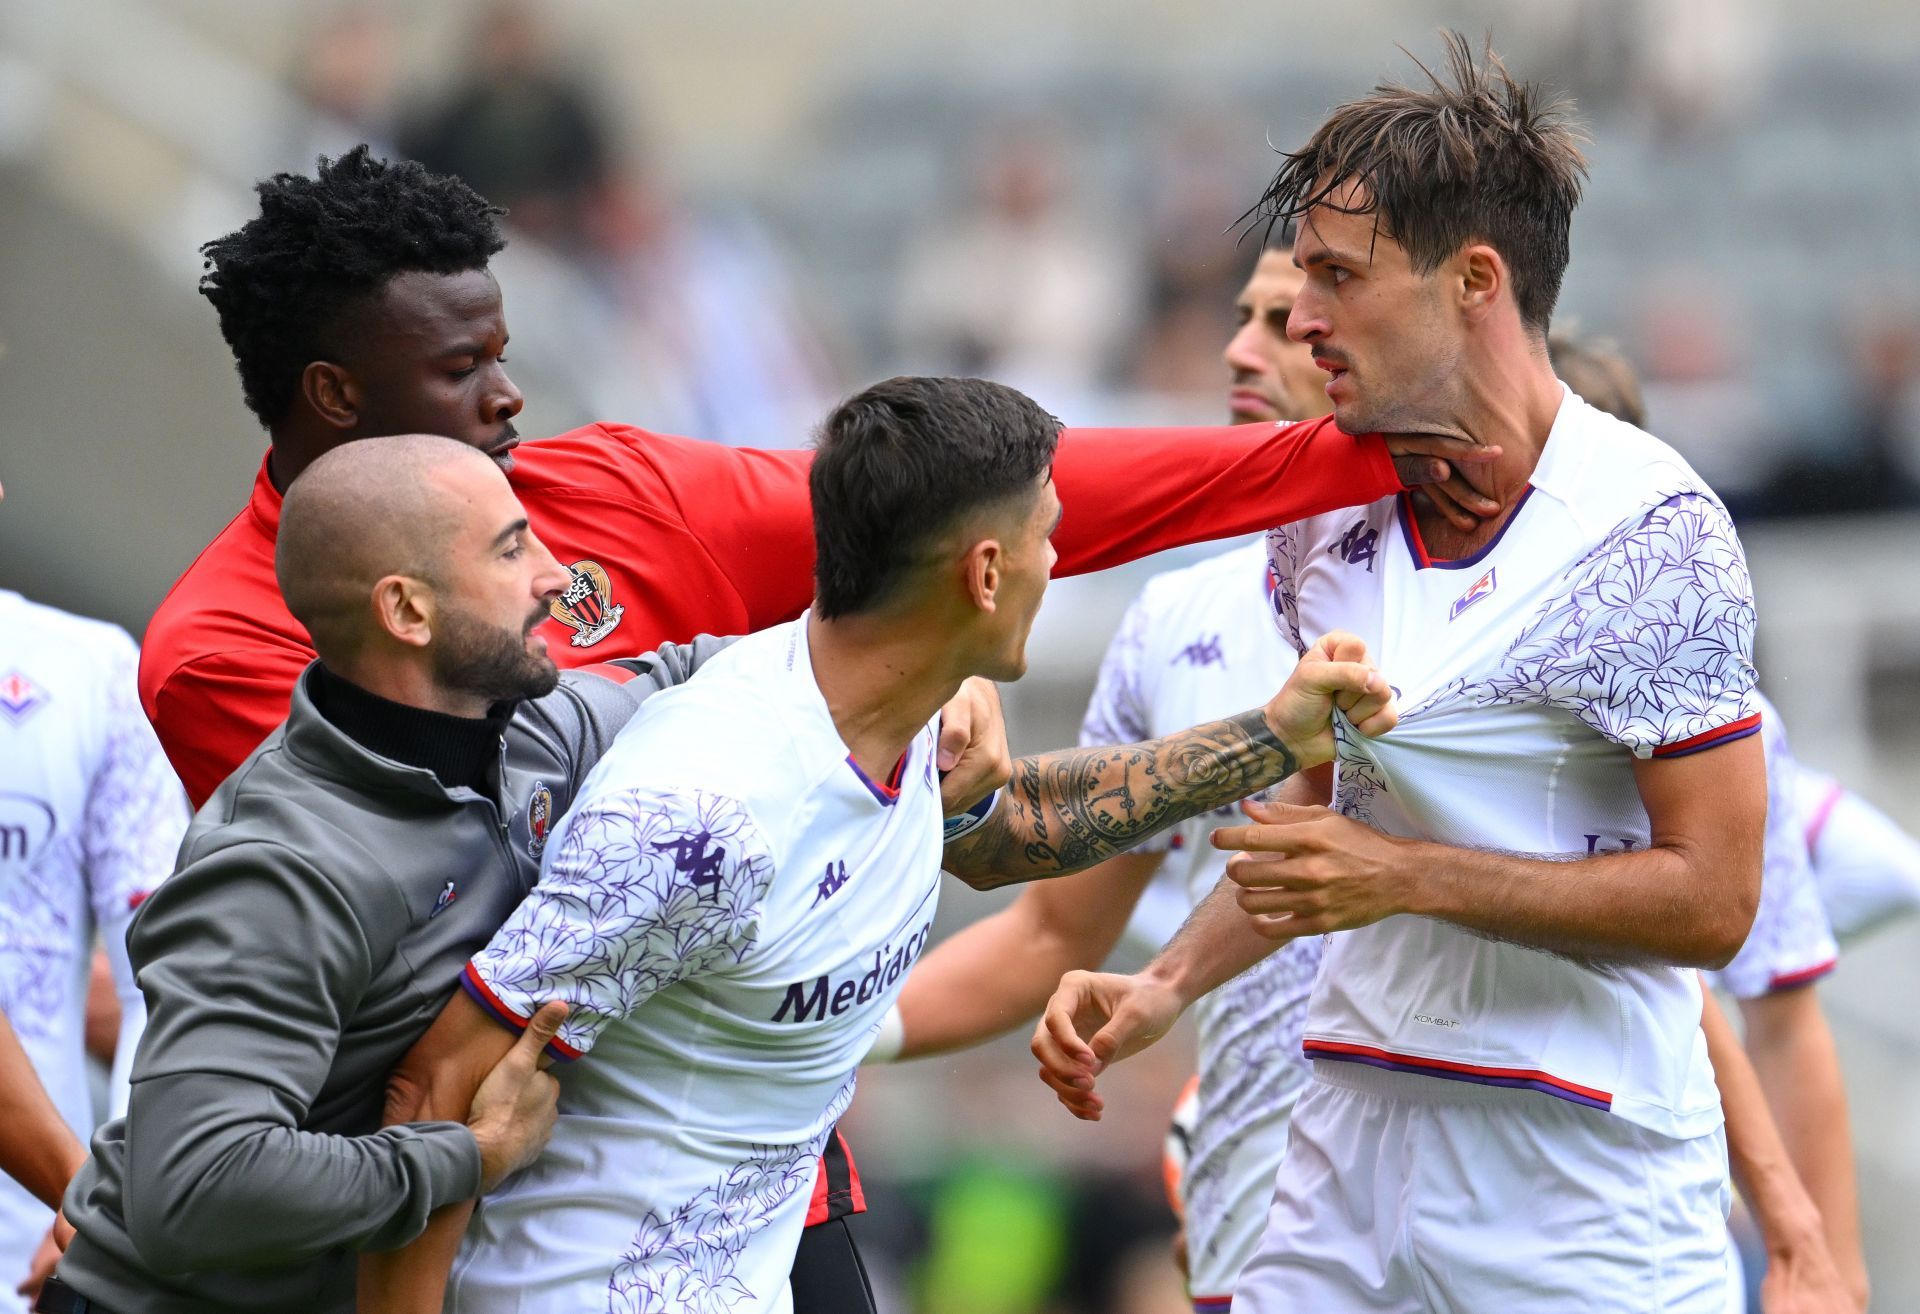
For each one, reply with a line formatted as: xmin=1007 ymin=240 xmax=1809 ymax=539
xmin=0 ymin=586 xmax=188 ymax=1307
xmin=1030 ymin=43 xmax=1815 ymax=1311
xmin=364 ymin=377 xmax=1400 ymax=1313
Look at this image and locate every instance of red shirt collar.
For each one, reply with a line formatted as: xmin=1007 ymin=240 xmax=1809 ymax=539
xmin=247 ymin=451 xmax=283 ymax=538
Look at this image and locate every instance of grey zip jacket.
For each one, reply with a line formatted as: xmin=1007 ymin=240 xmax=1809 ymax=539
xmin=57 ymin=640 xmax=731 ymax=1313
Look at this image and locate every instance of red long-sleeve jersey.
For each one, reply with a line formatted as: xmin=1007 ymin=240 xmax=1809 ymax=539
xmin=140 ymin=419 xmax=1399 ymax=806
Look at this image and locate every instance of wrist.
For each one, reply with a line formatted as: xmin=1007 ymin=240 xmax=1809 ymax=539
xmin=1390 ymin=841 xmax=1441 ymax=918
xmin=1139 ymin=956 xmax=1204 ymax=1014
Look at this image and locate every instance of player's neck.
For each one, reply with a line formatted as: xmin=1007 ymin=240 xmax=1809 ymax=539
xmin=1410 ymin=345 xmax=1563 ymax=559
xmin=806 ymin=609 xmax=962 ymax=784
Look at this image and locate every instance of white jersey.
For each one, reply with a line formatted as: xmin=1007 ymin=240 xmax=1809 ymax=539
xmin=1711 ymin=693 xmax=1837 ymax=1000
xmin=1795 ymin=762 xmax=1920 ymax=942
xmin=453 ymin=618 xmax=942 ymax=1314
xmin=0 ymin=591 xmax=186 ymax=1303
xmin=1268 ymin=387 xmax=1757 ymax=1139
xmin=1079 ymin=542 xmax=1321 ymax=1303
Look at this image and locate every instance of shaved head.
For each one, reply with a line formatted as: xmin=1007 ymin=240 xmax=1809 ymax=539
xmin=278 ymin=435 xmax=499 ymax=661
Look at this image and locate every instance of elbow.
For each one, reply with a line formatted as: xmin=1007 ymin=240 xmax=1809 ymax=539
xmin=1689 ymin=870 xmax=1761 ymax=972
xmin=125 ymin=1177 xmax=230 ymax=1274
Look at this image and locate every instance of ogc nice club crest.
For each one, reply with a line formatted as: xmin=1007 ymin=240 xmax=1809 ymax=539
xmin=550 ymin=560 xmax=625 ymax=647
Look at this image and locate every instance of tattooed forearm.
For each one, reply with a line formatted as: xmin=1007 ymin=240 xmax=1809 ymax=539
xmin=941 ymin=708 xmax=1299 ymax=890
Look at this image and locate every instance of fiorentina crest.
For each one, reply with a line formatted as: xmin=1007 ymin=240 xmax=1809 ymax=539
xmin=550 ymin=560 xmax=626 ymax=647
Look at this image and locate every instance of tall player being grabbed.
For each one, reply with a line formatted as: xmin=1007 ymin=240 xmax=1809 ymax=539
xmin=361 ymin=376 xmax=1398 ymax=1313
xmin=1036 ymin=38 xmax=1766 ymax=1312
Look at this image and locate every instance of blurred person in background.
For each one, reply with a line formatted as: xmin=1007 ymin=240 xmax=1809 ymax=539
xmin=1127 ymin=117 xmax=1271 ymax=408
xmin=400 ymin=1 xmax=615 ymax=252
xmin=1631 ymin=274 xmax=1778 ymax=517
xmin=892 ymin=124 xmax=1138 ymax=398
xmin=286 ymin=4 xmax=400 ymax=167
xmin=1760 ymin=308 xmax=1920 ymax=516
xmin=573 ymin=163 xmax=843 ymax=449
xmin=0 ymin=477 xmax=189 ymax=1309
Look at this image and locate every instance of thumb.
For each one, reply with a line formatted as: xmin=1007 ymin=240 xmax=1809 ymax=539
xmin=515 ymin=1000 xmax=570 ymax=1061
xmin=937 ymin=714 xmax=967 ymax=773
xmin=1241 ymin=798 xmax=1327 ymax=825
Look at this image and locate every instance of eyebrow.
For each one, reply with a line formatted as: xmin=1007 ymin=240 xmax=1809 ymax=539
xmin=490 ymin=518 xmax=529 ymax=550
xmin=1293 ymin=246 xmax=1361 ymax=271
xmin=439 ymin=334 xmax=509 ymax=359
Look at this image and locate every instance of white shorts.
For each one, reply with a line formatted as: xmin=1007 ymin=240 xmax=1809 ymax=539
xmin=1234 ymin=1061 xmax=1735 ymax=1314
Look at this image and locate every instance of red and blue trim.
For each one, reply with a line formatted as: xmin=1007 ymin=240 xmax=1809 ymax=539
xmin=1192 ymin=1297 xmax=1233 ymax=1312
xmin=460 ymin=962 xmax=585 ymax=1063
xmin=1651 ymin=712 xmax=1762 ymax=759
xmin=846 ymin=748 xmax=910 ymax=806
xmin=1768 ymin=958 xmax=1837 ymax=992
xmin=1303 ymin=1039 xmax=1613 ymax=1112
xmin=1397 ymin=485 xmax=1535 ymax=571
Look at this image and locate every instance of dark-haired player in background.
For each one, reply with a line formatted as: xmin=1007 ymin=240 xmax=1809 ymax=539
xmin=142 ymin=146 xmax=1499 ymax=807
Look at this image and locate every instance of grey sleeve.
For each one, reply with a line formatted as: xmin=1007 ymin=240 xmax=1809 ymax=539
xmin=119 ymin=842 xmax=480 ymax=1274
xmin=558 ymin=634 xmax=740 ymax=764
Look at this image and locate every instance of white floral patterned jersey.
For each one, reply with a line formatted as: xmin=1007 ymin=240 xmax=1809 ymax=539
xmin=451 ymin=619 xmax=944 ymax=1313
xmin=1265 ymin=387 xmax=1760 ymax=1140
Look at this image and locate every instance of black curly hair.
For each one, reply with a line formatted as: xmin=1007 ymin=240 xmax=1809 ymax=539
xmin=200 ymin=145 xmax=507 ymax=427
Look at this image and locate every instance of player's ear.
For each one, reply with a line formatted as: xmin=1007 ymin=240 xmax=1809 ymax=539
xmin=371 ymin=574 xmax=435 ymax=649
xmin=962 ymin=539 xmax=1003 ymax=615
xmin=302 ymin=361 xmax=361 ymax=430
xmin=1458 ymin=244 xmax=1503 ymax=323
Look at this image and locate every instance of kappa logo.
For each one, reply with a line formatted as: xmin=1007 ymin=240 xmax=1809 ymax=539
xmin=0 ymin=672 xmax=48 ymax=726
xmin=431 ymin=881 xmax=458 ymax=918
xmin=1172 ymin=635 xmax=1225 ymax=668
xmin=526 ymin=781 xmax=554 ymax=858
xmin=654 ymin=829 xmax=726 ymax=900
xmin=549 ymin=560 xmax=625 ymax=648
xmin=812 ymin=860 xmax=850 ymax=907
xmin=1334 ymin=520 xmax=1378 ymax=572
xmin=1449 ymin=567 xmax=1498 ymax=621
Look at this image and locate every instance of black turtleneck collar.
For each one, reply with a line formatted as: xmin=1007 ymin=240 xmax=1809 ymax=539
xmin=307 ymin=664 xmax=512 ymax=796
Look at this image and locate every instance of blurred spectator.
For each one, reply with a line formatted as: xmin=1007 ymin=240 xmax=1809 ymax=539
xmin=1762 ymin=306 xmax=1920 ymax=515
xmin=1127 ymin=116 xmax=1257 ymax=408
xmin=893 ymin=125 xmax=1136 ymax=396
xmin=569 ymin=170 xmax=844 ymax=447
xmin=288 ymin=5 xmax=399 ymax=164
xmin=1630 ymin=272 xmax=1778 ymax=514
xmin=400 ymin=1 xmax=614 ymax=249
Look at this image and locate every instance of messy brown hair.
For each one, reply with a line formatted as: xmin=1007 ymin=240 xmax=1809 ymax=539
xmin=1249 ymin=32 xmax=1587 ymax=331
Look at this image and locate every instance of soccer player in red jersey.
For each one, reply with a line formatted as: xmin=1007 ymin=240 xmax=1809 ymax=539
xmin=141 ymin=147 xmax=1499 ymax=808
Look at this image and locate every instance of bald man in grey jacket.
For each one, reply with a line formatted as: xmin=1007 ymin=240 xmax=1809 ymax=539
xmin=47 ymin=438 xmax=742 ymax=1313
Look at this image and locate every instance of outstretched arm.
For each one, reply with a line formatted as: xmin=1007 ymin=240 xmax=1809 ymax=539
xmin=894 ymin=852 xmax=1165 ymax=1059
xmin=941 ymin=634 xmax=1393 ymax=890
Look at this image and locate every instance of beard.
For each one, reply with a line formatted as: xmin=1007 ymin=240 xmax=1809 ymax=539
xmin=432 ymin=599 xmax=560 ymax=706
